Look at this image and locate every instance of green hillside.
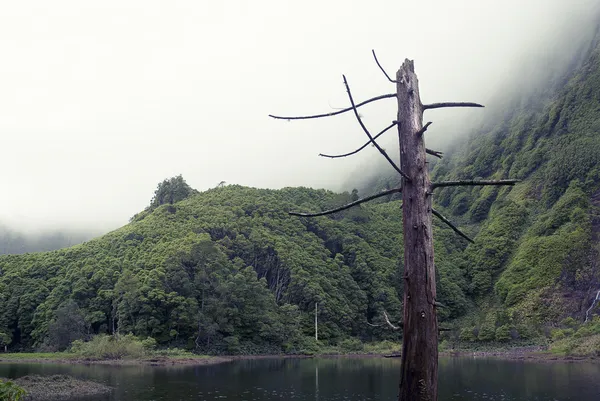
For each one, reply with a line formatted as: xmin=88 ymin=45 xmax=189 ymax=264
xmin=0 ymin=180 xmax=471 ymax=353
xmin=429 ymin=26 xmax=600 ymax=349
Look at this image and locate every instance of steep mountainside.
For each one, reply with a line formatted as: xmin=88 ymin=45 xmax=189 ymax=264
xmin=429 ymin=27 xmax=600 ymax=341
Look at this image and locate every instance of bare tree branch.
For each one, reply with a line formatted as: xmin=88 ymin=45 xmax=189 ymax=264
xmin=426 ymin=148 xmax=443 ymax=159
xmin=319 ymin=121 xmax=398 ymax=158
xmin=269 ymin=93 xmax=396 ymax=121
xmin=423 ymin=102 xmax=484 ymax=110
xmin=431 ymin=208 xmax=474 ymax=243
xmin=372 ymin=49 xmax=397 ymax=83
xmin=383 ymin=310 xmax=402 ymax=331
xmin=431 ymin=179 xmax=520 ymax=189
xmin=289 ymin=187 xmax=401 ymax=217
xmin=416 ymin=121 xmax=432 ymax=136
xmin=342 ymin=75 xmax=411 ymax=181
xmin=379 ymin=310 xmax=450 ymax=331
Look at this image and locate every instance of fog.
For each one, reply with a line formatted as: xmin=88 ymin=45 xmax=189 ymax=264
xmin=0 ymin=0 xmax=599 ymax=234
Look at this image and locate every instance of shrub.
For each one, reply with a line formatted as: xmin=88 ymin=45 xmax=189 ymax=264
xmin=223 ymin=336 xmax=241 ymax=354
xmin=284 ymin=336 xmax=321 ymax=355
xmin=439 ymin=339 xmax=451 ymax=351
xmin=140 ymin=337 xmax=157 ymax=352
xmin=561 ymin=317 xmax=577 ymax=328
xmin=478 ymin=323 xmax=496 ymax=342
xmin=0 ymin=380 xmax=27 ymax=401
xmin=70 ymin=334 xmax=145 ymax=359
xmin=495 ymin=325 xmax=512 ymax=342
xmin=363 ymin=340 xmax=398 ymax=354
xmin=551 ymin=328 xmax=574 ymax=341
xmin=151 ymin=348 xmax=195 ymax=357
xmin=459 ymin=328 xmax=477 ymax=342
xmin=338 ymin=338 xmax=364 ymax=352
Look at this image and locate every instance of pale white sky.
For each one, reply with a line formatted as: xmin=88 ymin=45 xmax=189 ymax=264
xmin=0 ymin=0 xmax=598 ymax=232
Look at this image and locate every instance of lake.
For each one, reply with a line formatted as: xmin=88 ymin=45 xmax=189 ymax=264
xmin=1 ymin=357 xmax=599 ymax=400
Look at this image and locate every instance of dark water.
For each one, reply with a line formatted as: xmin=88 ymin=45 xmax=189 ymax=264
xmin=1 ymin=357 xmax=599 ymax=400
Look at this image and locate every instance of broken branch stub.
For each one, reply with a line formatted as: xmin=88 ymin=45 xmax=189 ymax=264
xmin=431 ymin=179 xmax=520 ymax=189
xmin=423 ymin=102 xmax=484 ymax=110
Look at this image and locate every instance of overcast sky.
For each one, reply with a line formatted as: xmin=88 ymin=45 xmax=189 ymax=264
xmin=1 ymin=0 xmax=599 ymax=232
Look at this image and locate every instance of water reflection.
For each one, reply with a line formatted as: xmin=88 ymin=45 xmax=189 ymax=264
xmin=0 ymin=357 xmax=599 ymax=400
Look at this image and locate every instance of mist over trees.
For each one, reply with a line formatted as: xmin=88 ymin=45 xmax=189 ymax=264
xmin=0 ymin=224 xmax=95 ymax=255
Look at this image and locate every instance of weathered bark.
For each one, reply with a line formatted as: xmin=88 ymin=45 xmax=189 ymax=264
xmin=396 ymin=60 xmax=438 ymax=401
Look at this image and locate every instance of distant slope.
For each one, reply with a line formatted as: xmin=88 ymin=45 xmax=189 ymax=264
xmin=0 ymin=224 xmax=94 ymax=255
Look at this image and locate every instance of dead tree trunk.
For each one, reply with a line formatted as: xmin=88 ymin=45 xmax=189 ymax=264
xmin=269 ymin=50 xmax=520 ymax=401
xmin=396 ymin=60 xmax=437 ymax=401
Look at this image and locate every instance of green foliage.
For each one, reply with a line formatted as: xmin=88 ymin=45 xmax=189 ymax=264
xmin=150 ymin=175 xmax=198 ymax=210
xmin=425 ymin=31 xmax=600 ymax=345
xmin=550 ymin=317 xmax=600 ymax=356
xmin=477 ymin=322 xmax=496 ymax=342
xmin=0 ymin=331 xmax=10 ymax=348
xmin=362 ymin=340 xmax=398 ymax=354
xmin=465 ymin=200 xmax=529 ymax=296
xmin=495 ymin=183 xmax=593 ymax=311
xmin=459 ymin=328 xmax=478 ymax=342
xmin=0 ymin=380 xmax=26 ymax=401
xmin=338 ymin=338 xmax=364 ymax=352
xmin=70 ymin=334 xmax=145 ymax=359
xmin=494 ymin=325 xmax=512 ymax=342
xmin=44 ymin=300 xmax=88 ymax=351
xmin=0 ymin=183 xmax=414 ymax=353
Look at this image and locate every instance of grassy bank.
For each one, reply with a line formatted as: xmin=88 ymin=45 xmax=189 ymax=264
xmin=0 ymin=352 xmax=227 ymax=367
xmin=2 ymin=332 xmax=598 ymax=367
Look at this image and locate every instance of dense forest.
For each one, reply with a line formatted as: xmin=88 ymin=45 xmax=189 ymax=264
xmin=0 ymin=177 xmax=470 ymax=353
xmin=1 ymin=26 xmax=600 ymax=355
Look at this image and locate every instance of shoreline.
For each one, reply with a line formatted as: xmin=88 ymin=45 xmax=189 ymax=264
xmin=0 ymin=354 xmax=232 ymax=367
xmin=1 ymin=347 xmax=598 ymax=367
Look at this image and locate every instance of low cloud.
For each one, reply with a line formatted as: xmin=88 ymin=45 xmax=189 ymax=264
xmin=0 ymin=0 xmax=598 ymax=232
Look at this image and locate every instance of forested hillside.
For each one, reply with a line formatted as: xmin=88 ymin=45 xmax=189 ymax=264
xmin=361 ymin=24 xmax=600 ymax=348
xmin=0 ymin=178 xmax=471 ymax=353
xmin=2 ymin=22 xmax=600 ymax=355
xmin=430 ymin=27 xmax=600 ymax=339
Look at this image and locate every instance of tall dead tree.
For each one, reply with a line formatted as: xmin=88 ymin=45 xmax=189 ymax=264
xmin=270 ymin=53 xmax=519 ymax=401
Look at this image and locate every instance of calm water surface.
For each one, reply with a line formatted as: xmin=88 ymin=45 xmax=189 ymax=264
xmin=1 ymin=357 xmax=599 ymax=400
